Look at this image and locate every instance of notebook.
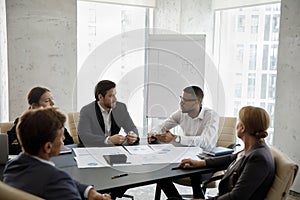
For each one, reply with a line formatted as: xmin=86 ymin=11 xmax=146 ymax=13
xmin=203 ymin=146 xmax=234 ymax=157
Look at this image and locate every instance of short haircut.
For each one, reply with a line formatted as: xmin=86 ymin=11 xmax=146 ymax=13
xmin=94 ymin=80 xmax=116 ymax=100
xmin=183 ymin=86 xmax=204 ymax=100
xmin=239 ymin=106 xmax=270 ymax=139
xmin=27 ymin=86 xmax=50 ymax=105
xmin=16 ymin=108 xmax=66 ymax=155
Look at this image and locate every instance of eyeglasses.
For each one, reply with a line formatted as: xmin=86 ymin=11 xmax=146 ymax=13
xmin=180 ymin=96 xmax=197 ymax=103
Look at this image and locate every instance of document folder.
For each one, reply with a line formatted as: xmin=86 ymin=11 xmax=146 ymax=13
xmin=203 ymin=146 xmax=234 ymax=156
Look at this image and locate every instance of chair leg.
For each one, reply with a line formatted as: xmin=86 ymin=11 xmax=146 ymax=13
xmin=154 ymin=184 xmax=162 ymax=200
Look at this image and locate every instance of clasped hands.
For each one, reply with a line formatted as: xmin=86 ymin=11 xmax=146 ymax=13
xmin=108 ymin=131 xmax=138 ymax=145
xmin=147 ymin=127 xmax=177 ymax=143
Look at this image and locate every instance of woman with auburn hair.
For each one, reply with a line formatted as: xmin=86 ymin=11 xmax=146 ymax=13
xmin=178 ymin=106 xmax=275 ymax=200
xmin=7 ymin=86 xmax=74 ymax=154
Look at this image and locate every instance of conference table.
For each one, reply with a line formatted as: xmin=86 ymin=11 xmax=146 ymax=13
xmin=1 ymin=143 xmax=226 ymax=200
xmin=50 ymin=144 xmax=225 ymax=200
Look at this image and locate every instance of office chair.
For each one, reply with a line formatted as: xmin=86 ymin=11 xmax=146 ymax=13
xmin=265 ymin=146 xmax=298 ymax=200
xmin=201 ymin=145 xmax=299 ymax=200
xmin=0 ymin=122 xmax=14 ymax=134
xmin=67 ymin=112 xmax=80 ymax=144
xmin=0 ymin=181 xmax=44 ymax=200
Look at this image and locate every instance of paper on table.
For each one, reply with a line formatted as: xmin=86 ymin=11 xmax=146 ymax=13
xmin=74 ymin=154 xmax=109 ymax=168
xmin=73 ymin=146 xmax=129 ymax=157
xmin=123 ymin=145 xmax=154 ymax=155
xmin=72 ymin=146 xmax=202 ymax=168
xmin=148 ymin=144 xmax=176 ymax=154
xmin=127 ymin=146 xmax=203 ymax=165
xmin=73 ymin=147 xmax=131 ymax=168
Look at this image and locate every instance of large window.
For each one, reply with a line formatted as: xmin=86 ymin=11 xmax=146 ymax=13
xmin=215 ymin=3 xmax=281 ymax=144
xmin=77 ymin=1 xmax=151 ymax=134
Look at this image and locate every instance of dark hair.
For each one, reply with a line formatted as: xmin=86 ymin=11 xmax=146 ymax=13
xmin=239 ymin=106 xmax=270 ymax=139
xmin=27 ymin=86 xmax=50 ymax=105
xmin=183 ymin=86 xmax=204 ymax=101
xmin=94 ymin=80 xmax=116 ymax=100
xmin=16 ymin=108 xmax=66 ymax=155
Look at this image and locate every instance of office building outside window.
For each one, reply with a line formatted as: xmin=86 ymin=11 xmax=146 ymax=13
xmin=215 ymin=3 xmax=280 ymax=144
xmin=77 ymin=1 xmax=150 ymax=131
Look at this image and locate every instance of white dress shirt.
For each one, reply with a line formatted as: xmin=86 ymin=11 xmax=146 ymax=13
xmin=157 ymin=107 xmax=219 ymax=151
xmin=98 ymin=102 xmax=113 ymax=144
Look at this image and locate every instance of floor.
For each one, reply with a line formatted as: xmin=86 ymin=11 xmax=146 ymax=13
xmin=116 ymin=183 xmax=300 ymax=200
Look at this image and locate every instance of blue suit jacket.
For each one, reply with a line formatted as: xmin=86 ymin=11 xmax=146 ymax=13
xmin=3 ymin=153 xmax=89 ymax=200
xmin=205 ymin=141 xmax=275 ymax=200
xmin=78 ymin=101 xmax=139 ymax=147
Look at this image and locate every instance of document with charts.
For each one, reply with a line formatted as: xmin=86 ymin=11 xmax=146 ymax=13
xmin=73 ymin=145 xmax=202 ymax=168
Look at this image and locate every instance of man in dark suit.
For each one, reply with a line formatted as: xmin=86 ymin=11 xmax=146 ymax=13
xmin=3 ymin=108 xmax=111 ymax=200
xmin=78 ymin=80 xmax=139 ymax=147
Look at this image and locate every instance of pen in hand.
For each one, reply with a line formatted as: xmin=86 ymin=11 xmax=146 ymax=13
xmin=111 ymin=173 xmax=128 ymax=179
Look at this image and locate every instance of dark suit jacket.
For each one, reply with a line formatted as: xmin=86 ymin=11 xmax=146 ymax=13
xmin=3 ymin=153 xmax=88 ymax=200
xmin=205 ymin=141 xmax=275 ymax=200
xmin=78 ymin=101 xmax=139 ymax=147
xmin=7 ymin=118 xmax=74 ymax=155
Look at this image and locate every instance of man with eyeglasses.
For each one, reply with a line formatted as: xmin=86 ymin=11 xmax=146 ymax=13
xmin=148 ymin=86 xmax=219 ymax=199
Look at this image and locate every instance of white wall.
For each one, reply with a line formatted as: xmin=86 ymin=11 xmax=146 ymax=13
xmin=274 ymin=0 xmax=300 ymax=192
xmin=0 ymin=0 xmax=8 ymax=121
xmin=6 ymin=0 xmax=77 ymax=120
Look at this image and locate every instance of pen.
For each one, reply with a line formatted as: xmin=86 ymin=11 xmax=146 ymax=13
xmin=171 ymin=166 xmax=182 ymax=170
xmin=111 ymin=173 xmax=128 ymax=179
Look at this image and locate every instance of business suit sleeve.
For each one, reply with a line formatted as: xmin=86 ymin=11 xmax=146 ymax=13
xmin=78 ymin=103 xmax=107 ymax=147
xmin=113 ymin=102 xmax=139 ymax=136
xmin=45 ymin=167 xmax=83 ymax=200
xmin=208 ymin=152 xmax=273 ymax=200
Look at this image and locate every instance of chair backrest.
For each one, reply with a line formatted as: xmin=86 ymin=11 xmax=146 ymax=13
xmin=216 ymin=117 xmax=237 ymax=147
xmin=0 ymin=122 xmax=14 ymax=134
xmin=0 ymin=181 xmax=44 ymax=200
xmin=68 ymin=112 xmax=80 ymax=144
xmin=265 ymin=146 xmax=299 ymax=200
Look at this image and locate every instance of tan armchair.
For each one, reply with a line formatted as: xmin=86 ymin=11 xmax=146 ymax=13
xmin=0 ymin=181 xmax=44 ymax=200
xmin=265 ymin=146 xmax=298 ymax=200
xmin=67 ymin=112 xmax=80 ymax=144
xmin=0 ymin=122 xmax=14 ymax=134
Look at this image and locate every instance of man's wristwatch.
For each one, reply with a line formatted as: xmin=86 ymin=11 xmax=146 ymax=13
xmin=175 ymin=135 xmax=181 ymax=143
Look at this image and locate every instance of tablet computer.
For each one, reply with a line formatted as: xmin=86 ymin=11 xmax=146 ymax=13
xmin=103 ymin=154 xmax=127 ymax=165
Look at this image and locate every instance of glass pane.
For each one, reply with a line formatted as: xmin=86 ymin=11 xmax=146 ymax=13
xmin=215 ymin=3 xmax=280 ymax=145
xmin=251 ymin=15 xmax=259 ymax=34
xmin=261 ymin=74 xmax=267 ymax=99
xmin=270 ymin=44 xmax=278 ymax=70
xmin=249 ymin=44 xmax=257 ymax=70
xmin=268 ymin=74 xmax=276 ymax=99
xmin=237 ymin=15 xmax=245 ymax=32
xmin=78 ymin=2 xmax=147 ymax=130
xmin=271 ymin=14 xmax=280 ymax=41
xmin=264 ymin=15 xmax=270 ymax=41
xmin=262 ymin=45 xmax=269 ymax=70
xmin=247 ymin=73 xmax=256 ymax=98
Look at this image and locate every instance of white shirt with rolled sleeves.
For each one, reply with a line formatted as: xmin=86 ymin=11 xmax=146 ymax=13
xmin=157 ymin=107 xmax=219 ymax=151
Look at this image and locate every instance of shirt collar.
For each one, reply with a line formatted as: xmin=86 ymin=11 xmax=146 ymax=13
xmin=31 ymin=155 xmax=55 ymax=167
xmin=196 ymin=106 xmax=207 ymax=120
xmin=98 ymin=101 xmax=111 ymax=114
